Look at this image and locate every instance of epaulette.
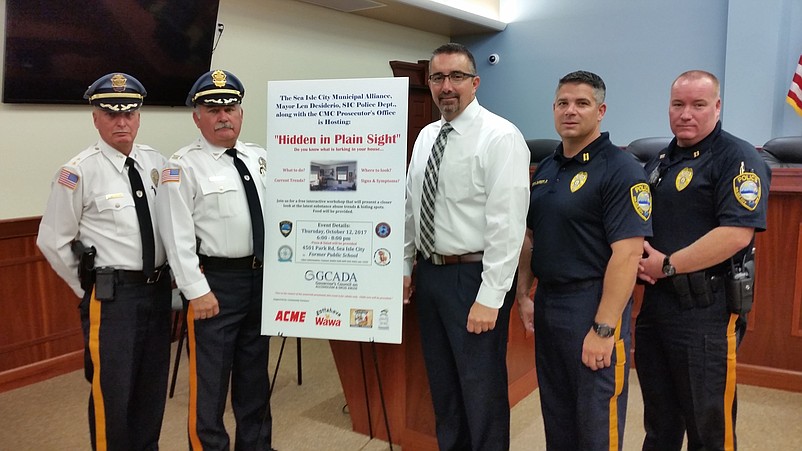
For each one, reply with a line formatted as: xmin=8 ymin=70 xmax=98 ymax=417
xmin=67 ymin=146 xmax=103 ymax=167
xmin=170 ymin=141 xmax=203 ymax=160
xmin=135 ymin=143 xmax=159 ymax=153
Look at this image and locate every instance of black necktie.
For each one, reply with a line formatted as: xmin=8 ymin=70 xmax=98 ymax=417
xmin=125 ymin=157 xmax=155 ymax=278
xmin=226 ymin=148 xmax=265 ymax=262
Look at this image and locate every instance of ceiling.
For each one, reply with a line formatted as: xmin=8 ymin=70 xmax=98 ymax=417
xmin=295 ymin=0 xmax=506 ymax=36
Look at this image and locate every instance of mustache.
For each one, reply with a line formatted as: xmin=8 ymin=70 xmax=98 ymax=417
xmin=214 ymin=122 xmax=234 ymax=131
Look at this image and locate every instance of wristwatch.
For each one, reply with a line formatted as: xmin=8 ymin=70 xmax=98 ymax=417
xmin=662 ymin=255 xmax=676 ymax=277
xmin=593 ymin=322 xmax=616 ymax=338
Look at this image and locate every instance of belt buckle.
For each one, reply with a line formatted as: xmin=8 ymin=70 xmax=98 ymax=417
xmin=146 ymin=265 xmax=165 ymax=284
xmin=146 ymin=270 xmax=159 ymax=284
xmin=252 ymin=256 xmax=263 ymax=269
xmin=430 ymin=254 xmax=445 ymax=265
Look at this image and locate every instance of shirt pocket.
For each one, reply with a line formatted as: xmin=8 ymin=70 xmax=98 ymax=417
xmin=95 ymin=193 xmax=138 ymax=236
xmin=198 ymin=176 xmax=240 ymax=218
xmin=440 ymin=159 xmax=473 ymax=201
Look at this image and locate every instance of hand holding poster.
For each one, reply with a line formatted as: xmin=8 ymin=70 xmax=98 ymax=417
xmin=263 ymin=78 xmax=408 ymax=343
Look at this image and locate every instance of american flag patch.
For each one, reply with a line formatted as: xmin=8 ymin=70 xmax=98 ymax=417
xmin=161 ymin=168 xmax=180 ymax=183
xmin=58 ymin=168 xmax=79 ymax=190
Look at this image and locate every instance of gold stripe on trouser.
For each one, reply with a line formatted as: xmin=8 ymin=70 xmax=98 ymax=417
xmin=724 ymin=313 xmax=738 ymax=451
xmin=187 ymin=304 xmax=203 ymax=450
xmin=88 ymin=287 xmax=107 ymax=451
xmin=607 ymin=316 xmax=625 ymax=451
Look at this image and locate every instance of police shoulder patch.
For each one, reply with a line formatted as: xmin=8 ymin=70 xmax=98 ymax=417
xmin=733 ymin=172 xmax=761 ymax=211
xmin=570 ymin=172 xmax=587 ymax=193
xmin=630 ymin=182 xmax=652 ymax=221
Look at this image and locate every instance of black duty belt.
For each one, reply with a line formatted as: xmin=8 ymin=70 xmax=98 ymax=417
xmin=537 ymin=278 xmax=603 ymax=294
xmin=199 ymin=255 xmax=263 ymax=270
xmin=111 ymin=264 xmax=168 ymax=285
xmin=428 ymin=252 xmax=484 ymax=266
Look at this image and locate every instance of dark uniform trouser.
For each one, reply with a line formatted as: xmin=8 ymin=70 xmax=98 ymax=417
xmin=80 ymin=274 xmax=172 ymax=451
xmin=533 ymin=279 xmax=631 ymax=451
xmin=186 ymin=267 xmax=271 ymax=451
xmin=635 ymin=286 xmax=740 ymax=451
xmin=414 ymin=256 xmax=513 ymax=451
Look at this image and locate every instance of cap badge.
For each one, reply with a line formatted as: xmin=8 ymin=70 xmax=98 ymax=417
xmin=212 ymin=70 xmax=227 ymax=87
xmin=110 ymin=74 xmax=127 ymax=92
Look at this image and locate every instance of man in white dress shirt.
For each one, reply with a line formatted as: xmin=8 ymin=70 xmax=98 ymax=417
xmin=156 ymin=70 xmax=273 ymax=450
xmin=37 ymin=72 xmax=172 ymax=450
xmin=403 ymin=43 xmax=530 ymax=450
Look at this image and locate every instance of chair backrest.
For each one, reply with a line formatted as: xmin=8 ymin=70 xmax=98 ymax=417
xmin=625 ymin=137 xmax=672 ymax=166
xmin=526 ymin=139 xmax=560 ymax=166
xmin=761 ymin=136 xmax=802 ymax=168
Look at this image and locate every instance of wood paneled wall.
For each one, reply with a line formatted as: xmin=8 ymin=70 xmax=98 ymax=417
xmin=2 ymin=170 xmax=801 ymax=396
xmin=0 ymin=217 xmax=83 ymax=393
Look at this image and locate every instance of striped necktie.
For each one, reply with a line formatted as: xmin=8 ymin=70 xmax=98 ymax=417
xmin=419 ymin=123 xmax=453 ymax=259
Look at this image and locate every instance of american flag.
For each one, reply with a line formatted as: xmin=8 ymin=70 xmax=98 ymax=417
xmin=161 ymin=168 xmax=181 ymax=183
xmin=58 ymin=168 xmax=79 ymax=190
xmin=787 ymin=54 xmax=802 ymax=116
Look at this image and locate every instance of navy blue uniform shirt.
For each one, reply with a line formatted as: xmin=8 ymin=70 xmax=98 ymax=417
xmin=644 ymin=121 xmax=771 ymax=268
xmin=528 ymin=132 xmax=652 ymax=284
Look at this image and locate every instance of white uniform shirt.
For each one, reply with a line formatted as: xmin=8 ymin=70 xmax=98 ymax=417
xmin=404 ymin=99 xmax=530 ymax=308
xmin=156 ymin=137 xmax=267 ymax=300
xmin=37 ymin=140 xmax=168 ymax=298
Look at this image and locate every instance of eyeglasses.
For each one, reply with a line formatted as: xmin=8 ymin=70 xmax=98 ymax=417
xmin=428 ymin=71 xmax=477 ymax=85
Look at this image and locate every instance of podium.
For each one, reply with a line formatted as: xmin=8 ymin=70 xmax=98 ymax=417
xmin=330 ymin=298 xmax=536 ymax=450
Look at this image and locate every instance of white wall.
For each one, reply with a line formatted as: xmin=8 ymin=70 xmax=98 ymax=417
xmin=0 ymin=0 xmax=447 ymax=219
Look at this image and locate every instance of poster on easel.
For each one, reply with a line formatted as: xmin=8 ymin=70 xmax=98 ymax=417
xmin=262 ymin=77 xmax=408 ymax=344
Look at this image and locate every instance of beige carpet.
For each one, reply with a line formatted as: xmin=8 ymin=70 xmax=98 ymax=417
xmin=1 ymin=338 xmax=800 ymax=450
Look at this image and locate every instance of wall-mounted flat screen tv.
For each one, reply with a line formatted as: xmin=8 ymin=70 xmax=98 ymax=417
xmin=3 ymin=0 xmax=221 ymax=106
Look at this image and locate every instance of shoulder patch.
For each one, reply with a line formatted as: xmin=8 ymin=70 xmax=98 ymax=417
xmin=675 ymin=167 xmax=693 ymax=191
xmin=161 ymin=168 xmax=181 ymax=183
xmin=733 ymin=172 xmax=761 ymax=211
xmin=570 ymin=172 xmax=587 ymax=193
xmin=630 ymin=183 xmax=652 ymax=221
xmin=58 ymin=168 xmax=80 ymax=190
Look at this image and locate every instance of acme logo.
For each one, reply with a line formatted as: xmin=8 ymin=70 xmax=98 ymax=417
xmin=275 ymin=310 xmax=306 ymax=322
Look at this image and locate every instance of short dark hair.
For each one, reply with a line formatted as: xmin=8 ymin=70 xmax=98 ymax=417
xmin=431 ymin=43 xmax=477 ymax=75
xmin=557 ymin=70 xmax=606 ymax=104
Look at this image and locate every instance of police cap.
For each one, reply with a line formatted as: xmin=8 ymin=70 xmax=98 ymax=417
xmin=186 ymin=69 xmax=244 ymax=107
xmin=84 ymin=73 xmax=146 ymax=112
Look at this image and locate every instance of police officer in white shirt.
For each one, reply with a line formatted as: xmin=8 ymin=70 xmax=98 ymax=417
xmin=37 ymin=72 xmax=172 ymax=450
xmin=403 ymin=43 xmax=530 ymax=450
xmin=156 ymin=70 xmax=273 ymax=450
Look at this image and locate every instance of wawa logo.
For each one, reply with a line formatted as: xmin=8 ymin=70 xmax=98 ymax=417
xmin=274 ymin=310 xmax=306 ymax=323
xmin=314 ymin=307 xmax=342 ymax=327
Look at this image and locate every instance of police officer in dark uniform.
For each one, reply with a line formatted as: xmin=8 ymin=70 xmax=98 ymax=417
xmin=516 ymin=71 xmax=651 ymax=450
xmin=636 ymin=70 xmax=771 ymax=451
xmin=156 ymin=70 xmax=273 ymax=450
xmin=37 ymin=73 xmax=172 ymax=450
